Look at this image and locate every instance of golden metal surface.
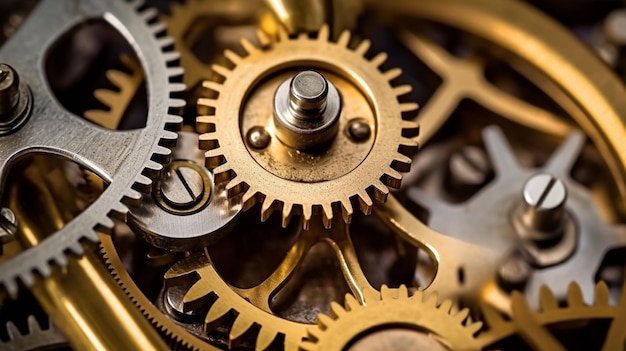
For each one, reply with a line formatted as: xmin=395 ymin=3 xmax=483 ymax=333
xmin=3 ymin=158 xmax=168 ymax=350
xmin=477 ymin=282 xmax=626 ymax=350
xmin=300 ymin=285 xmax=482 ymax=351
xmin=162 ymin=218 xmax=377 ymax=351
xmin=84 ymin=54 xmax=143 ymax=129
xmin=197 ymin=25 xmax=419 ymax=230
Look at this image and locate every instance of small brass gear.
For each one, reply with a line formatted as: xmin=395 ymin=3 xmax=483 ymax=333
xmin=299 ymin=285 xmax=483 ymax=351
xmin=84 ymin=53 xmax=143 ymax=129
xmin=198 ymin=25 xmax=419 ymax=229
xmin=477 ymin=282 xmax=626 ymax=350
xmin=162 ymin=0 xmax=264 ymax=91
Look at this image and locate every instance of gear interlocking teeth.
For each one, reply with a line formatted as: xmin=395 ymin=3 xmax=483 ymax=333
xmin=299 ymin=285 xmax=482 ymax=351
xmin=198 ymin=24 xmax=419 ymax=229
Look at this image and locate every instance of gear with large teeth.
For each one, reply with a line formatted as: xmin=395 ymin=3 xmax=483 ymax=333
xmin=197 ymin=24 xmax=419 ymax=229
xmin=299 ymin=285 xmax=483 ymax=351
xmin=0 ymin=0 xmax=184 ymax=296
xmin=1 ymin=315 xmax=68 ymax=351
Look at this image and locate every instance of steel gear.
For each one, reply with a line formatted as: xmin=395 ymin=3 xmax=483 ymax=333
xmin=1 ymin=315 xmax=68 ymax=351
xmin=84 ymin=53 xmax=144 ymax=129
xmin=198 ymin=25 xmax=419 ymax=229
xmin=477 ymin=281 xmax=626 ymax=350
xmin=299 ymin=285 xmax=483 ymax=351
xmin=408 ymin=125 xmax=626 ymax=307
xmin=0 ymin=0 xmax=184 ymax=296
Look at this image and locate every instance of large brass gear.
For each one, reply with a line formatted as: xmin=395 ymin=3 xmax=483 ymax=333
xmin=299 ymin=285 xmax=483 ymax=351
xmin=477 ymin=281 xmax=626 ymax=350
xmin=197 ymin=25 xmax=419 ymax=229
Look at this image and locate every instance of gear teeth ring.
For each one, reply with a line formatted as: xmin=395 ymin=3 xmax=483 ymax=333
xmin=300 ymin=285 xmax=482 ymax=351
xmin=198 ymin=25 xmax=419 ymax=229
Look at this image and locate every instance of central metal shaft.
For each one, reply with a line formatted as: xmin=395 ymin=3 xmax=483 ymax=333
xmin=273 ymin=70 xmax=341 ymax=151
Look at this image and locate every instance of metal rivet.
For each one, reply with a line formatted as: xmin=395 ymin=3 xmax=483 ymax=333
xmin=246 ymin=126 xmax=271 ymax=149
xmin=347 ymin=118 xmax=371 ymax=142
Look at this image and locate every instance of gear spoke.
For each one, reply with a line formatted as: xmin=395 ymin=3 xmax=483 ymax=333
xmin=482 ymin=125 xmax=522 ymax=176
xmin=544 ymin=130 xmax=586 ymax=176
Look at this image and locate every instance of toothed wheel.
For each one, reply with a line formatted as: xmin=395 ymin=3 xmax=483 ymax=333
xmin=198 ymin=25 xmax=419 ymax=229
xmin=0 ymin=0 xmax=183 ymax=296
xmin=299 ymin=285 xmax=483 ymax=351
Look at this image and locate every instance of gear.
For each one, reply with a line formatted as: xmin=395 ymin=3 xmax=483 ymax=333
xmin=299 ymin=285 xmax=482 ymax=351
xmin=162 ymin=0 xmax=264 ymax=91
xmin=1 ymin=315 xmax=68 ymax=351
xmin=408 ymin=125 xmax=626 ymax=307
xmin=84 ymin=53 xmax=144 ymax=129
xmin=477 ymin=281 xmax=626 ymax=350
xmin=198 ymin=25 xmax=419 ymax=229
xmin=0 ymin=0 xmax=184 ymax=295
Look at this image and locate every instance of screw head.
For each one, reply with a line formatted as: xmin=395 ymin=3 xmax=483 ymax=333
xmin=0 ymin=207 xmax=17 ymax=243
xmin=497 ymin=255 xmax=532 ymax=291
xmin=160 ymin=165 xmax=205 ymax=209
xmin=521 ymin=173 xmax=567 ymax=232
xmin=347 ymin=118 xmax=372 ymax=142
xmin=0 ymin=64 xmax=20 ymax=116
xmin=246 ymin=126 xmax=271 ymax=149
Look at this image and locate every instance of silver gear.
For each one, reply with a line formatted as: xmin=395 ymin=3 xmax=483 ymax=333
xmin=408 ymin=125 xmax=626 ymax=306
xmin=0 ymin=0 xmax=184 ymax=295
xmin=1 ymin=315 xmax=68 ymax=351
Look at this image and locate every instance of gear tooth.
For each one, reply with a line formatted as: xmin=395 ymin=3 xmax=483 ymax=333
xmin=384 ymin=67 xmax=402 ymax=81
xmin=255 ymin=328 xmax=277 ymax=351
xmin=140 ymin=7 xmax=158 ymax=22
xmin=539 ymin=285 xmax=559 ymax=311
xmin=94 ymin=89 xmax=118 ymax=106
xmin=400 ymin=102 xmax=420 ymax=113
xmin=6 ymin=321 xmax=19 ymax=340
xmin=197 ymin=120 xmax=216 ymax=136
xmin=318 ymin=24 xmax=330 ymax=41
xmin=355 ymin=39 xmax=371 ymax=56
xmin=160 ymin=130 xmax=180 ymax=143
xmin=225 ymin=177 xmax=244 ymax=195
xmin=212 ymin=64 xmax=231 ymax=78
xmin=317 ymin=314 xmax=334 ymax=329
xmin=337 ymin=29 xmax=351 ymax=47
xmin=169 ymin=83 xmax=186 ymax=94
xmin=198 ymin=98 xmax=218 ymax=110
xmin=98 ymin=216 xmax=116 ymax=231
xmin=168 ymin=97 xmax=186 ymax=110
xmin=167 ymin=67 xmax=184 ymax=79
xmin=439 ymin=299 xmax=453 ymax=313
xmin=205 ymin=300 xmax=232 ymax=331
xmin=371 ymin=52 xmax=388 ymax=67
xmin=163 ymin=51 xmax=180 ymax=64
xmin=257 ymin=29 xmax=271 ymax=47
xmin=150 ymin=22 xmax=167 ymax=35
xmin=394 ymin=84 xmax=413 ymax=97
xmin=134 ymin=174 xmax=153 ymax=193
xmin=106 ymin=70 xmax=128 ymax=87
xmin=229 ymin=317 xmax=255 ymax=343
xmin=166 ymin=114 xmax=183 ymax=125
xmin=567 ymin=282 xmax=584 ymax=306
xmin=123 ymin=188 xmax=143 ymax=204
xmin=357 ymin=191 xmax=373 ymax=215
xmin=307 ymin=326 xmax=323 ymax=341
xmin=384 ymin=167 xmax=403 ymax=189
xmin=240 ymin=38 xmax=259 ymax=55
xmin=371 ymin=180 xmax=390 ymax=203
xmin=157 ymin=37 xmax=175 ymax=49
xmin=344 ymin=294 xmax=360 ymax=311
xmin=19 ymin=272 xmax=35 ymax=287
xmin=242 ymin=189 xmax=258 ymax=211
xmin=341 ymin=200 xmax=353 ymax=223
xmin=393 ymin=154 xmax=413 ymax=171
xmin=202 ymin=81 xmax=222 ymax=94
xmin=302 ymin=206 xmax=313 ymax=230
xmin=330 ymin=301 xmax=346 ymax=318
xmin=223 ymin=49 xmax=242 ymax=65
xmin=594 ymin=281 xmax=610 ymax=306
xmin=399 ymin=137 xmax=419 ymax=155
xmin=298 ymin=32 xmax=308 ymax=40
xmin=466 ymin=321 xmax=483 ymax=335
xmin=453 ymin=308 xmax=470 ymax=324
xmin=380 ymin=284 xmax=393 ymax=300
xmin=53 ymin=254 xmax=69 ymax=267
xmin=282 ymin=202 xmax=294 ymax=228
xmin=36 ymin=263 xmax=51 ymax=278
xmin=397 ymin=285 xmax=409 ymax=299
xmin=299 ymin=341 xmax=316 ymax=351
xmin=213 ymin=164 xmax=233 ymax=181
xmin=182 ymin=281 xmax=211 ymax=307
xmin=26 ymin=315 xmax=40 ymax=332
xmin=260 ymin=198 xmax=276 ymax=222
xmin=401 ymin=120 xmax=420 ymax=133
xmin=322 ymin=203 xmax=333 ymax=229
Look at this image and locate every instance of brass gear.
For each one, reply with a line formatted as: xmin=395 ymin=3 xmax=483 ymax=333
xmin=477 ymin=282 xmax=626 ymax=350
xmin=198 ymin=25 xmax=419 ymax=229
xmin=299 ymin=285 xmax=483 ymax=351
xmin=162 ymin=0 xmax=265 ymax=91
xmin=84 ymin=53 xmax=143 ymax=129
